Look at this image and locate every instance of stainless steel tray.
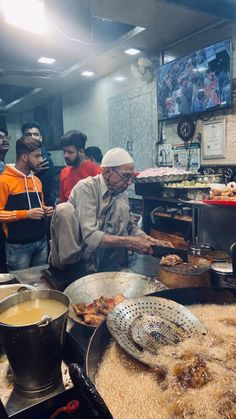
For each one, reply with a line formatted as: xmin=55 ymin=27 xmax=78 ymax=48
xmin=64 ymin=272 xmax=164 ymax=328
xmin=135 ymin=174 xmax=192 ymax=183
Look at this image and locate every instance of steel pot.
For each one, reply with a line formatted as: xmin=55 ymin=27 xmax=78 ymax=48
xmin=0 ymin=289 xmax=70 ymax=398
xmin=189 ymin=243 xmax=212 ymax=257
xmin=211 ymin=262 xmax=235 ymax=288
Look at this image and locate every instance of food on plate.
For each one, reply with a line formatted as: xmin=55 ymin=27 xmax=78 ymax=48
xmin=210 ymin=183 xmax=236 ymax=201
xmin=136 ymin=167 xmax=191 ymax=179
xmin=227 ymin=181 xmax=236 ymax=193
xmin=165 ymin=180 xmax=209 ymax=188
xmin=96 ymin=304 xmax=236 ymax=419
xmin=160 ymin=254 xmax=183 ymax=267
xmin=72 ymin=294 xmax=125 ymax=326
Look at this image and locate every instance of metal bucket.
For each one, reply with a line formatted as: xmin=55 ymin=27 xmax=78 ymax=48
xmin=0 ymin=289 xmax=70 ymax=398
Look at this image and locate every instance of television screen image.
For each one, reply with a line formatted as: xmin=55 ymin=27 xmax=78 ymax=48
xmin=157 ymin=39 xmax=231 ymax=121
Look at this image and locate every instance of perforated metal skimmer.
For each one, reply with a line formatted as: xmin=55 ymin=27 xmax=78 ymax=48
xmin=107 ymin=296 xmax=207 ymax=366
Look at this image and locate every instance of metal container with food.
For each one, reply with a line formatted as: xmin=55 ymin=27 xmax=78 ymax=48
xmin=64 ymin=272 xmax=166 ymax=328
xmin=159 ymin=259 xmax=211 ymax=288
xmin=0 ymin=284 xmax=35 ymax=302
xmin=0 ymin=289 xmax=70 ymax=397
xmin=211 ymin=262 xmax=235 ymax=288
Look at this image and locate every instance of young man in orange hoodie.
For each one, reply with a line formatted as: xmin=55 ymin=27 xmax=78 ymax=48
xmin=0 ymin=127 xmax=10 ymax=273
xmin=0 ymin=137 xmax=54 ymax=271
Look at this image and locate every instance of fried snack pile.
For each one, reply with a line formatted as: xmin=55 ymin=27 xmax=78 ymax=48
xmin=72 ymin=294 xmax=125 ymax=326
xmin=210 ymin=182 xmax=236 ymax=201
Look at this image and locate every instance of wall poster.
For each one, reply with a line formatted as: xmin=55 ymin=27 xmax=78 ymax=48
xmin=203 ymin=120 xmax=225 ymax=159
xmin=173 ymin=143 xmax=200 ymax=171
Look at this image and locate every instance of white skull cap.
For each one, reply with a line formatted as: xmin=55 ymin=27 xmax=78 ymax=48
xmin=101 ymin=147 xmax=134 ymax=167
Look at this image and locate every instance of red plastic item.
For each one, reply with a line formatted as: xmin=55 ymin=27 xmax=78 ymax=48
xmin=66 ymin=400 xmax=80 ymax=413
xmin=203 ymin=199 xmax=236 ymax=206
xmin=49 ymin=400 xmax=80 ymax=419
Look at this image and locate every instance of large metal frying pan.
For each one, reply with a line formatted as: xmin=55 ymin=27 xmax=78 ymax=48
xmin=64 ymin=272 xmax=166 ymax=328
xmin=86 ymin=287 xmax=236 ymax=383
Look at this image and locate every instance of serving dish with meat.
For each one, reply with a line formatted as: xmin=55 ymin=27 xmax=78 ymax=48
xmin=72 ymin=294 xmax=125 ymax=327
xmin=64 ymin=272 xmax=166 ymax=328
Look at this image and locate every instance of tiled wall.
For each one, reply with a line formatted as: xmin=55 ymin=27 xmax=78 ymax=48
xmin=5 ymin=21 xmax=236 ymax=173
xmin=62 ymin=64 xmax=153 ymax=156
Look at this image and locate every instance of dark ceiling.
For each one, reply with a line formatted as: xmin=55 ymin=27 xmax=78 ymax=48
xmin=0 ymin=0 xmax=234 ymax=112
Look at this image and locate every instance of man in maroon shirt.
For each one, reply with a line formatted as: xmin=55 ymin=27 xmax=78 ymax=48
xmin=59 ymin=130 xmax=101 ymax=202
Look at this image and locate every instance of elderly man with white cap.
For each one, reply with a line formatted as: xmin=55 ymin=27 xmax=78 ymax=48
xmin=49 ymin=147 xmax=170 ymax=279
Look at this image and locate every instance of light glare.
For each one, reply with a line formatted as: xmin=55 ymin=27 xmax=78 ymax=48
xmin=81 ymin=71 xmax=94 ymax=77
xmin=114 ymin=76 xmax=126 ymax=82
xmin=0 ymin=0 xmax=49 ymax=33
xmin=38 ymin=57 xmax=55 ymax=64
xmin=124 ymin=48 xmax=140 ymax=56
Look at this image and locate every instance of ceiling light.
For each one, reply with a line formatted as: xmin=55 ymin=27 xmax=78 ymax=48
xmin=124 ymin=48 xmax=140 ymax=56
xmin=81 ymin=71 xmax=94 ymax=77
xmin=0 ymin=0 xmax=49 ymax=34
xmin=38 ymin=57 xmax=55 ymax=64
xmin=165 ymin=55 xmax=176 ymax=63
xmin=114 ymin=76 xmax=126 ymax=82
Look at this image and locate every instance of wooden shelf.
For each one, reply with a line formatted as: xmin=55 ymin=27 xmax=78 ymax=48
xmin=153 ymin=211 xmax=192 ymax=223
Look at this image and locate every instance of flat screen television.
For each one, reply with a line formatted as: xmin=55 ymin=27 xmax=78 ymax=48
xmin=157 ymin=39 xmax=232 ymax=121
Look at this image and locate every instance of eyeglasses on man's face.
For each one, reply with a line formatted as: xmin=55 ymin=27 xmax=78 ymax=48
xmin=0 ymin=134 xmax=10 ymax=141
xmin=112 ymin=168 xmax=134 ymax=182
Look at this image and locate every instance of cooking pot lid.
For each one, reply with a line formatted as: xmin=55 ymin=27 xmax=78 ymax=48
xmin=212 ymin=262 xmax=233 ymax=274
xmin=106 ymin=296 xmax=207 ymax=367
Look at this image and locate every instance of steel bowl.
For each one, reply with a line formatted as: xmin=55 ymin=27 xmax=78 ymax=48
xmin=64 ymin=272 xmax=164 ymax=328
xmin=0 ymin=274 xmax=14 ymax=285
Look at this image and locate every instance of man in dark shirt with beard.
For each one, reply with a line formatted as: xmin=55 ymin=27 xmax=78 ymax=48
xmin=59 ymin=130 xmax=101 ymax=202
xmin=22 ymin=122 xmax=56 ymax=207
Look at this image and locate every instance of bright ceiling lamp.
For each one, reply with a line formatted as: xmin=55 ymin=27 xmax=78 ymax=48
xmin=38 ymin=57 xmax=55 ymax=64
xmin=0 ymin=0 xmax=49 ymax=34
xmin=124 ymin=48 xmax=140 ymax=56
xmin=81 ymin=71 xmax=94 ymax=77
